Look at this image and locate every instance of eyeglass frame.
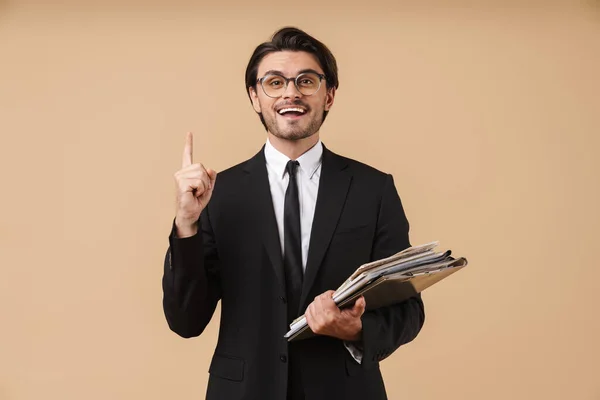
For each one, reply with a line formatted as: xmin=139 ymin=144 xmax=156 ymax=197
xmin=255 ymin=70 xmax=327 ymax=98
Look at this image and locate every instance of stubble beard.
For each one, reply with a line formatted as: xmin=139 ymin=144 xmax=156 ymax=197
xmin=263 ymin=110 xmax=323 ymax=141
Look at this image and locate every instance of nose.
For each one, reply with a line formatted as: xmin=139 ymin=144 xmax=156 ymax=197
xmin=282 ymin=79 xmax=302 ymax=99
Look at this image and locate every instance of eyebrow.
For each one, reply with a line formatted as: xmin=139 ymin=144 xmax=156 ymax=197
xmin=261 ymin=68 xmax=323 ymax=77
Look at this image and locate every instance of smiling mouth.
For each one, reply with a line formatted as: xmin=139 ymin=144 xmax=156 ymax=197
xmin=277 ymin=107 xmax=307 ymax=118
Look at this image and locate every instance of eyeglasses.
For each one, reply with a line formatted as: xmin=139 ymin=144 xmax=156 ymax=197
xmin=256 ymin=72 xmax=326 ymax=98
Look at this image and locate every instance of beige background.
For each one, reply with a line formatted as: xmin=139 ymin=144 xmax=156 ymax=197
xmin=1 ymin=0 xmax=599 ymax=399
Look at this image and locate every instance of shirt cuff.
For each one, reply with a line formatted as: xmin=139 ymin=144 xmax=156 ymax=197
xmin=344 ymin=341 xmax=363 ymax=364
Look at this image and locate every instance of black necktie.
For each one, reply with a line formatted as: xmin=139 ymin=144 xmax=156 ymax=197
xmin=284 ymin=160 xmax=303 ymax=322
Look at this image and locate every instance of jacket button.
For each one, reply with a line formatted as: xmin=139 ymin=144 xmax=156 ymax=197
xmin=280 ymin=355 xmax=287 ymax=363
xmin=280 ymin=296 xmax=287 ymax=304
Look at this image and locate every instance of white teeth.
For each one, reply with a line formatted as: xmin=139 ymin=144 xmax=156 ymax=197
xmin=278 ymin=107 xmax=306 ymax=115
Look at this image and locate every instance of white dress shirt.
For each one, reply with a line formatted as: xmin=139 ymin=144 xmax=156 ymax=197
xmin=264 ymin=138 xmax=322 ymax=272
xmin=264 ymin=138 xmax=363 ymax=363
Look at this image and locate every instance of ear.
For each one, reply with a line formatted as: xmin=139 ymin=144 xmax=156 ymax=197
xmin=324 ymin=87 xmax=336 ymax=111
xmin=249 ymin=86 xmax=262 ymax=113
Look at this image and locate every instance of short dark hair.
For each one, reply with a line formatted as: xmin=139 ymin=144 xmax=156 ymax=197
xmin=245 ymin=27 xmax=339 ymax=130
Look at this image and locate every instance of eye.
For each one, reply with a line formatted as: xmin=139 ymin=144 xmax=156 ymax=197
xmin=264 ymin=75 xmax=285 ymax=88
xmin=297 ymin=73 xmax=318 ymax=87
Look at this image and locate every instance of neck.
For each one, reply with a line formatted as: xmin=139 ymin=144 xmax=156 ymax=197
xmin=267 ymin=132 xmax=320 ymax=160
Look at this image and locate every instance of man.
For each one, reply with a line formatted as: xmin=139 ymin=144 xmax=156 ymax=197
xmin=162 ymin=27 xmax=425 ymax=400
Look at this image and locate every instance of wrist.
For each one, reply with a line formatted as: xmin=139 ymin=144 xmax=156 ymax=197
xmin=347 ymin=330 xmax=362 ymax=342
xmin=174 ymin=217 xmax=198 ymax=238
xmin=345 ymin=320 xmax=363 ymax=342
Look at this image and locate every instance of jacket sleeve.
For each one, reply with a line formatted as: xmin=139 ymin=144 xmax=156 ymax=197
xmin=162 ymin=207 xmax=221 ymax=338
xmin=358 ymin=174 xmax=425 ymax=367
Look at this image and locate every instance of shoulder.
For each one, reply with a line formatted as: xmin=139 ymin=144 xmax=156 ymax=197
xmin=324 ymin=145 xmax=391 ymax=185
xmin=211 ymin=147 xmax=263 ymax=182
xmin=213 ymin=160 xmax=248 ymax=181
xmin=206 ymin=147 xmax=265 ymax=205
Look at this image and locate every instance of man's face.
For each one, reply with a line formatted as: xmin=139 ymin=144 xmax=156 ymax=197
xmin=250 ymin=51 xmax=335 ymax=141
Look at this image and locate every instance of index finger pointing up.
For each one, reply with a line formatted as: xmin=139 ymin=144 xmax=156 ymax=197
xmin=182 ymin=132 xmax=193 ymax=168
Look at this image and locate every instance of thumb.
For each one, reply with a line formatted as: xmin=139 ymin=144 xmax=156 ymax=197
xmin=349 ymin=296 xmax=366 ymax=317
xmin=207 ymin=168 xmax=217 ymax=189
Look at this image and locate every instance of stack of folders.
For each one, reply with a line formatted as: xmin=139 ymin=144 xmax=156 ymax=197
xmin=284 ymin=241 xmax=468 ymax=341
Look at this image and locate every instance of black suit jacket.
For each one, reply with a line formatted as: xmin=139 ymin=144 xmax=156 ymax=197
xmin=162 ymin=144 xmax=425 ymax=400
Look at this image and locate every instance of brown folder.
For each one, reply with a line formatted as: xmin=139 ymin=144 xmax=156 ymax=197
xmin=287 ymin=257 xmax=467 ymax=341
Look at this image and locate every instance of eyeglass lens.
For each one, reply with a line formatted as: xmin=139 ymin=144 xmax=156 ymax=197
xmin=261 ymin=72 xmax=322 ymax=97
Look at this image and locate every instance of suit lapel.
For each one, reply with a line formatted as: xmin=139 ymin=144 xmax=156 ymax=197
xmin=299 ymin=146 xmax=352 ymax=311
xmin=243 ymin=147 xmax=286 ymax=296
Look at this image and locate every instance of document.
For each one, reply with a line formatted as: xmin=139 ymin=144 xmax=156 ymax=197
xmin=284 ymin=241 xmax=468 ymax=341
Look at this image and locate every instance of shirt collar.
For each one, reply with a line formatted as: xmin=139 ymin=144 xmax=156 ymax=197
xmin=264 ymin=138 xmax=323 ymax=180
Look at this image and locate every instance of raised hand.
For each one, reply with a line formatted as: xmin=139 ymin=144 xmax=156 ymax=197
xmin=173 ymin=132 xmax=217 ymax=238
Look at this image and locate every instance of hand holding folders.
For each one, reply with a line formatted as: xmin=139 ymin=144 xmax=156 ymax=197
xmin=285 ymin=241 xmax=468 ymax=341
